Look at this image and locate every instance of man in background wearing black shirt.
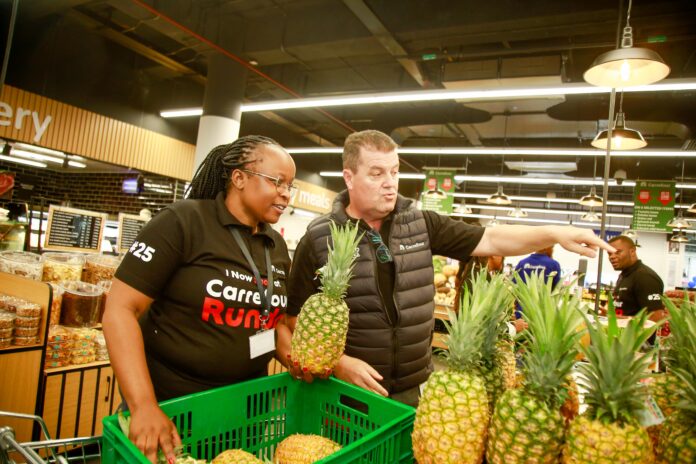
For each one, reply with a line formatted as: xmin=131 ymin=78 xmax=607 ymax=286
xmin=608 ymin=235 xmax=666 ymax=322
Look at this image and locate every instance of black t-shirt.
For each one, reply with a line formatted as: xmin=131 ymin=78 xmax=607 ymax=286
xmin=115 ymin=192 xmax=290 ymax=400
xmin=612 ymin=260 xmax=664 ymax=316
xmin=287 ymin=209 xmax=484 ymax=317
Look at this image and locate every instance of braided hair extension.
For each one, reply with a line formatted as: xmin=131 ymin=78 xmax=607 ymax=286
xmin=186 ymin=135 xmax=282 ymax=200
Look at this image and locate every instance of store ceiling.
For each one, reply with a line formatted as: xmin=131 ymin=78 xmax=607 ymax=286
xmin=6 ymin=0 xmax=696 ymax=227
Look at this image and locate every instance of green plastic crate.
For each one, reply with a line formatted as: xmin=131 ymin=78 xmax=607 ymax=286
xmin=101 ymin=372 xmax=415 ymax=463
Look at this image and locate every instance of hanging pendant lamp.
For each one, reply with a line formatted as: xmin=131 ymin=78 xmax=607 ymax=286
xmin=668 ymin=161 xmax=692 ymax=229
xmin=622 ymin=229 xmax=638 ymax=240
xmin=688 ymin=202 xmax=696 ymax=214
xmin=584 ymin=0 xmax=669 ymax=87
xmin=581 ymin=210 xmax=601 ymax=222
xmin=487 ymin=186 xmax=512 ymax=205
xmin=667 ymin=212 xmax=691 ymax=230
xmin=508 ymin=206 xmax=528 ymax=218
xmin=579 ymin=186 xmax=604 ymax=207
xmin=455 ymin=201 xmax=473 ymax=214
xmin=670 ymin=231 xmax=689 ymax=243
xmin=591 ymin=112 xmax=647 ymax=150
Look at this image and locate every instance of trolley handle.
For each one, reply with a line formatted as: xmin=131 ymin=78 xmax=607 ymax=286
xmin=0 ymin=426 xmax=45 ymax=464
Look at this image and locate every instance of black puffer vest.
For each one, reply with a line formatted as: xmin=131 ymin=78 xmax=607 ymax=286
xmin=305 ymin=191 xmax=435 ymax=392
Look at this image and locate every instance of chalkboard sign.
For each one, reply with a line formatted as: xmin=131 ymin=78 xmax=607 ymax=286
xmin=44 ymin=205 xmax=107 ymax=253
xmin=117 ymin=213 xmax=148 ymax=254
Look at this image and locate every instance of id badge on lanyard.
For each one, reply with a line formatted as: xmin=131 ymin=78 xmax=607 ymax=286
xmin=229 ymin=228 xmax=276 ymax=359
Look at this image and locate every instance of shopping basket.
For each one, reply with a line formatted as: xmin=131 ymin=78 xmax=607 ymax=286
xmin=0 ymin=411 xmax=100 ymax=464
xmin=102 ymin=372 xmax=415 ymax=463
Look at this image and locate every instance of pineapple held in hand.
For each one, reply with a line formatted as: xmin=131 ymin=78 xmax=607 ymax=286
xmin=291 ymin=221 xmax=362 ymax=374
xmin=563 ymin=300 xmax=658 ymax=464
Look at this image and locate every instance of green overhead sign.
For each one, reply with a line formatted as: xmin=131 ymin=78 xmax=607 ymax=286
xmin=420 ymin=170 xmax=455 ymax=214
xmin=631 ymin=180 xmax=675 ymax=232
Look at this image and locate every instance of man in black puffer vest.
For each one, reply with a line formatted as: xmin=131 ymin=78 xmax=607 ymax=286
xmin=277 ymin=130 xmax=614 ymax=407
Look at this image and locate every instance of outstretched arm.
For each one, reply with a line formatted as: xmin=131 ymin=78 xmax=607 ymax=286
xmin=474 ymin=225 xmax=615 ymax=258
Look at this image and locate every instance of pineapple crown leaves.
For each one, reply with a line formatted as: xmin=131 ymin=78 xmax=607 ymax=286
xmin=661 ymin=295 xmax=696 ymax=371
xmin=317 ymin=220 xmax=363 ymax=299
xmin=444 ymin=269 xmax=513 ymax=370
xmin=669 ymin=350 xmax=696 ymax=419
xmin=511 ymin=271 xmax=585 ymax=407
xmin=578 ymin=299 xmax=660 ymax=425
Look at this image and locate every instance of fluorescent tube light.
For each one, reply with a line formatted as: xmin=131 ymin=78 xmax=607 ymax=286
xmin=160 ymin=108 xmax=204 ymax=118
xmin=160 ymin=79 xmax=696 ymax=117
xmin=0 ymin=154 xmax=47 ymax=168
xmin=13 ymin=142 xmax=65 ymax=157
xmin=290 ymin=147 xmax=696 ymax=158
xmin=11 ymin=148 xmax=64 ymax=164
xmin=239 ymin=79 xmax=696 ymax=112
xmin=67 ymin=160 xmax=87 ymax=168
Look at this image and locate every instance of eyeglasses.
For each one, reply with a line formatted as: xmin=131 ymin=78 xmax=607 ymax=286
xmin=366 ymin=229 xmax=393 ymax=263
xmin=241 ymin=169 xmax=298 ymax=197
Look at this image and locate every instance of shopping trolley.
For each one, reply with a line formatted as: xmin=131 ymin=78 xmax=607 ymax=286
xmin=0 ymin=411 xmax=101 ymax=464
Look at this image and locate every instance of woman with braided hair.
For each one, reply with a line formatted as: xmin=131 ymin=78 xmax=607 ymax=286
xmin=103 ymin=135 xmax=296 ymax=463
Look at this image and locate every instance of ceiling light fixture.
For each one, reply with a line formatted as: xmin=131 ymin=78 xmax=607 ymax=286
xmin=10 ymin=148 xmax=64 ymax=164
xmin=591 ymin=92 xmax=646 ymax=150
xmin=158 ymin=79 xmax=696 ymax=117
xmin=12 ymin=142 xmax=65 ymax=157
xmin=583 ymin=0 xmax=670 ymax=87
xmin=292 ymin=147 xmax=696 ymax=159
xmin=622 ymin=229 xmax=638 ymax=240
xmin=160 ymin=108 xmax=204 ymax=118
xmin=670 ymin=231 xmax=689 ymax=243
xmin=688 ymin=203 xmax=696 ymax=214
xmin=0 ymin=154 xmax=47 ymax=168
xmin=668 ymin=161 xmax=691 ymax=229
xmin=579 ymin=157 xmax=604 ymax=207
xmin=581 ymin=210 xmax=601 ymax=222
xmin=508 ymin=207 xmax=528 ymax=218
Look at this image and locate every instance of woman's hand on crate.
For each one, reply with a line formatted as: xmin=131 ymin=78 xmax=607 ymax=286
xmin=334 ymin=355 xmax=388 ymax=397
xmin=130 ymin=403 xmax=182 ymax=464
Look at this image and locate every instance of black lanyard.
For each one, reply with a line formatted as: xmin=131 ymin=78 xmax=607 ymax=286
xmin=229 ymin=227 xmax=274 ymax=328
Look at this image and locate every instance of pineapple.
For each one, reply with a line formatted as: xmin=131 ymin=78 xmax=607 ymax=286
xmin=655 ymin=296 xmax=696 ymax=463
xmin=212 ymin=449 xmax=265 ymax=464
xmin=274 ymin=434 xmax=341 ymax=463
xmin=411 ymin=270 xmax=509 ymax=464
xmin=563 ymin=303 xmax=658 ymax=464
xmin=487 ymin=272 xmax=585 ymax=464
xmin=291 ymin=221 xmax=362 ymax=374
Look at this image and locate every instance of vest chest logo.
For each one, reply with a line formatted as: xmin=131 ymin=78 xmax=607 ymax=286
xmin=399 ymin=241 xmax=425 ymax=251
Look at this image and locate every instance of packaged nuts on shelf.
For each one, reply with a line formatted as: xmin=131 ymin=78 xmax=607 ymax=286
xmin=0 ymin=295 xmax=21 ymax=313
xmin=16 ymin=302 xmax=41 ymax=318
xmin=0 ymin=337 xmax=11 ymax=348
xmin=14 ymin=315 xmax=41 ymax=328
xmin=0 ymin=327 xmax=12 ymax=339
xmin=14 ymin=325 xmax=39 ymax=337
xmin=41 ymin=253 xmax=85 ymax=283
xmin=13 ymin=335 xmax=38 ymax=346
xmin=0 ymin=311 xmax=16 ymax=329
xmin=0 ymin=251 xmax=44 ymax=281
xmin=49 ymin=283 xmax=64 ymax=327
xmin=58 ymin=281 xmax=103 ymax=328
xmin=82 ymin=254 xmax=121 ymax=284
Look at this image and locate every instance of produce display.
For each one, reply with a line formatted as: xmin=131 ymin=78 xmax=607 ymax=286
xmin=412 ymin=270 xmax=512 ymax=463
xmin=563 ymin=304 xmax=657 ymax=463
xmin=654 ymin=296 xmax=696 ymax=463
xmin=291 ymin=221 xmax=361 ymax=375
xmin=274 ymin=434 xmax=341 ymax=463
xmin=487 ymin=272 xmax=585 ymax=464
xmin=433 ymin=258 xmax=457 ymax=307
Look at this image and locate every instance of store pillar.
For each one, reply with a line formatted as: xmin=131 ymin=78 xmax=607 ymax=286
xmin=193 ymin=53 xmax=247 ymax=174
